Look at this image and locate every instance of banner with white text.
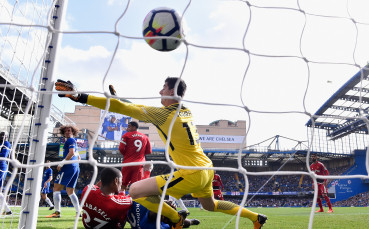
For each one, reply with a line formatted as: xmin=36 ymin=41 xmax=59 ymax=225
xmin=199 ymin=135 xmax=245 ymax=144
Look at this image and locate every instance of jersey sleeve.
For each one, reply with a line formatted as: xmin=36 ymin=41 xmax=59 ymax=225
xmin=219 ymin=176 xmax=224 ymax=190
xmin=322 ymin=164 xmax=329 ymax=176
xmin=119 ymin=134 xmax=127 ymax=155
xmin=47 ymin=168 xmax=52 ymax=178
xmin=87 ymin=96 xmax=163 ymax=124
xmin=0 ymin=142 xmax=11 ymax=158
xmin=66 ymin=138 xmax=76 ymax=150
xmin=145 ymin=138 xmax=152 ymax=155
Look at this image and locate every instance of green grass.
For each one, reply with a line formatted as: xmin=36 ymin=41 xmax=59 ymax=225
xmin=1 ymin=206 xmax=369 ymax=228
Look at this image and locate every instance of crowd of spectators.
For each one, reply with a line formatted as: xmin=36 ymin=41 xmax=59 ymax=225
xmin=333 ymin=191 xmax=369 ymax=207
xmin=3 ymin=161 xmax=366 ymax=209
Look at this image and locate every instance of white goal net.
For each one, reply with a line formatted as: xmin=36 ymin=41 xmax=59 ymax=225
xmin=1 ymin=0 xmax=369 ymax=229
xmin=0 ymin=0 xmax=68 ymax=228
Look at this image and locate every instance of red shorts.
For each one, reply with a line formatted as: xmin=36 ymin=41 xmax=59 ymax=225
xmin=213 ymin=190 xmax=224 ymax=200
xmin=121 ymin=165 xmax=143 ymax=186
xmin=317 ymin=183 xmax=327 ymax=196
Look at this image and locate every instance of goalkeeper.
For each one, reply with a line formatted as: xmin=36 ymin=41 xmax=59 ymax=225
xmin=55 ymin=77 xmax=267 ymax=229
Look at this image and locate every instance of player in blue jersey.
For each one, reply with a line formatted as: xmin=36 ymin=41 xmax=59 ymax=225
xmin=0 ymin=132 xmax=12 ymax=215
xmin=106 ymin=115 xmax=119 ymax=140
xmin=47 ymin=125 xmax=81 ymax=218
xmin=127 ymin=200 xmax=200 ymax=229
xmin=40 ymin=160 xmax=54 ymax=210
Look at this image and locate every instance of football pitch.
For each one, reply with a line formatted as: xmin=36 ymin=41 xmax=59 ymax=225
xmin=1 ymin=207 xmax=368 ymax=228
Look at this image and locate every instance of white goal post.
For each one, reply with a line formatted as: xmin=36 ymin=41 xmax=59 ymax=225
xmin=18 ymin=1 xmax=68 ymax=228
xmin=0 ymin=0 xmax=68 ymax=228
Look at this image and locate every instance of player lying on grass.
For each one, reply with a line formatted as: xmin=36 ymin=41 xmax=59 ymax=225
xmin=55 ymin=77 xmax=267 ymax=229
xmin=81 ymin=167 xmax=200 ymax=229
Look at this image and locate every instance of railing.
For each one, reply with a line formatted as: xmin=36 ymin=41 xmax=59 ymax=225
xmin=49 ymin=104 xmax=75 ymax=126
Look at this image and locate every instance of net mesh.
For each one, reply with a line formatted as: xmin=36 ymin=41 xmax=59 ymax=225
xmin=0 ymin=0 xmax=369 ymax=228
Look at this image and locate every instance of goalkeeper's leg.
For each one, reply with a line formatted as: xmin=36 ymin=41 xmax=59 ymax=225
xmin=199 ymin=197 xmax=258 ymax=221
xmin=198 ymin=197 xmax=267 ymax=228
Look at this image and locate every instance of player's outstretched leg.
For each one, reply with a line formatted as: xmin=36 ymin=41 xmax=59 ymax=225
xmin=201 ymin=199 xmax=267 ymax=228
xmin=134 ymin=196 xmax=186 ymax=228
xmin=171 ymin=210 xmax=189 ymax=229
xmin=253 ymin=214 xmax=268 ymax=229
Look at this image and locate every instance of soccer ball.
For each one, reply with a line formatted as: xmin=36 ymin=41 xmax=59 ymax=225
xmin=142 ymin=7 xmax=182 ymax=52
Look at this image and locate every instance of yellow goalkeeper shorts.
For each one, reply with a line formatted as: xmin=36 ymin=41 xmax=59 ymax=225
xmin=155 ymin=168 xmax=214 ymax=199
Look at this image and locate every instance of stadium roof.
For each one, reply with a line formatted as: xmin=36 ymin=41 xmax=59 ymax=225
xmin=306 ymin=64 xmax=369 ymax=140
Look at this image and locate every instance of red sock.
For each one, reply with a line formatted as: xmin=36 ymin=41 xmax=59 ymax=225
xmin=324 ymin=195 xmax=332 ymax=210
xmin=317 ymin=197 xmax=323 ymax=210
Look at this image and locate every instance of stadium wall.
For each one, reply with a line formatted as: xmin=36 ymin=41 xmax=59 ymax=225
xmin=329 ymin=149 xmax=369 ymax=203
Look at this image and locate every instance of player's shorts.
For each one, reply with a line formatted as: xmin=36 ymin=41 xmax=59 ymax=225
xmin=317 ymin=183 xmax=328 ymax=196
xmin=41 ymin=186 xmax=50 ymax=194
xmin=122 ymin=165 xmax=143 ymax=186
xmin=54 ymin=166 xmax=80 ymax=188
xmin=156 ymin=169 xmax=214 ymax=200
xmin=213 ymin=189 xmax=224 ymax=200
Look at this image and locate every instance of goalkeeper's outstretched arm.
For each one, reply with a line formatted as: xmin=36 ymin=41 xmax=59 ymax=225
xmin=54 ymin=79 xmax=150 ymax=121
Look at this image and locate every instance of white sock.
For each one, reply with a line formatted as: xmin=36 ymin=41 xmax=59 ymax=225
xmin=69 ymin=193 xmax=80 ymax=213
xmin=53 ymin=191 xmax=61 ymax=212
xmin=0 ymin=193 xmax=11 ymax=212
xmin=45 ymin=197 xmax=54 ymax=207
xmin=169 ymin=196 xmax=178 ymax=208
xmin=176 ymin=198 xmax=188 ymax=212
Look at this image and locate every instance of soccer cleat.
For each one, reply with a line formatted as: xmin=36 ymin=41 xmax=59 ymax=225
xmin=315 ymin=209 xmax=324 ymax=213
xmin=253 ymin=214 xmax=267 ymax=229
xmin=183 ymin=218 xmax=200 ymax=228
xmin=2 ymin=211 xmax=12 ymax=215
xmin=171 ymin=210 xmax=189 ymax=229
xmin=190 ymin=219 xmax=200 ymax=225
xmin=46 ymin=211 xmax=60 ymax=218
xmin=328 ymin=209 xmax=333 ymax=213
xmin=49 ymin=206 xmax=54 ymax=210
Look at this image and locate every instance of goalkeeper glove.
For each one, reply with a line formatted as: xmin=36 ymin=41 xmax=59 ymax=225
xmin=55 ymin=79 xmax=88 ymax=103
xmin=109 ymin=84 xmax=116 ymax=96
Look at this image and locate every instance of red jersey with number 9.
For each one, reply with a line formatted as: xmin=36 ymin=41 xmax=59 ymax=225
xmin=119 ymin=131 xmax=151 ymax=163
xmin=81 ymin=185 xmax=132 ymax=229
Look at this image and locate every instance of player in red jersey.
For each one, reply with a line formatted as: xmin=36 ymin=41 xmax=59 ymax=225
xmin=81 ymin=167 xmax=132 ymax=228
xmin=119 ymin=121 xmax=152 ymax=191
xmin=212 ymin=173 xmax=224 ymax=200
xmin=310 ymin=154 xmax=333 ymax=213
xmin=143 ymin=162 xmax=153 ymax=180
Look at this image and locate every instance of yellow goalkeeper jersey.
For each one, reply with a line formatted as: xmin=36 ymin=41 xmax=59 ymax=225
xmin=87 ymin=96 xmax=213 ymax=174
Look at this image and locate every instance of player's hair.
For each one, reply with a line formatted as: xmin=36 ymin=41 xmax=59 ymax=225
xmin=129 ymin=121 xmax=139 ymax=129
xmin=165 ymin=77 xmax=187 ymax=97
xmin=100 ymin=167 xmax=122 ymax=187
xmin=59 ymin=125 xmax=79 ymax=136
